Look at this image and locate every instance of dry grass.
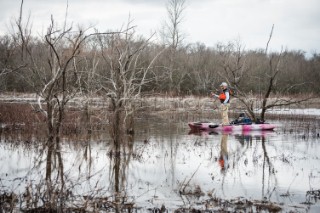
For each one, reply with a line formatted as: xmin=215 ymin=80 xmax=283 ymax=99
xmin=1 ymin=94 xmax=319 ymax=138
xmin=0 ymin=103 xmax=91 ymax=136
xmin=0 ymin=103 xmax=44 ymax=134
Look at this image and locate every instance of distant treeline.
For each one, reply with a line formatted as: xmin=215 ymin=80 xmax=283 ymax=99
xmin=0 ymin=34 xmax=319 ymax=96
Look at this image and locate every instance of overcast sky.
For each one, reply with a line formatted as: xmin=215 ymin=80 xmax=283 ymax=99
xmin=0 ymin=0 xmax=319 ymax=56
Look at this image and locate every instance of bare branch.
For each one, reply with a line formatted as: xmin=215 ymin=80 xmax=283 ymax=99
xmin=265 ymin=24 xmax=274 ymax=54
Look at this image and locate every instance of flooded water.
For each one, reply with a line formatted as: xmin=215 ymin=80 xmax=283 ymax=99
xmin=0 ymin=112 xmax=320 ymax=212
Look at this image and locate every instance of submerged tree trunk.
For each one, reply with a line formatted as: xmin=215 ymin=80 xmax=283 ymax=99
xmin=260 ymin=77 xmax=274 ymax=121
xmin=45 ymin=101 xmax=54 ymax=182
xmin=114 ymin=140 xmax=121 ymax=213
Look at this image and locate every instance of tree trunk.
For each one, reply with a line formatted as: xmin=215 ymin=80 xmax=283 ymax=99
xmin=260 ymin=76 xmax=274 ymax=121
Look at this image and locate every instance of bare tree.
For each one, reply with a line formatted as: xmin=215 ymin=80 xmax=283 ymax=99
xmin=161 ymin=0 xmax=186 ymax=49
xmin=97 ymin=22 xmax=164 ymax=144
xmin=0 ymin=36 xmax=16 ymax=77
xmin=12 ymin=1 xmax=82 ymax=208
xmin=187 ymin=43 xmax=219 ymax=94
xmin=0 ymin=34 xmax=27 ymax=89
xmin=216 ymin=39 xmax=248 ymax=87
xmin=14 ymin=0 xmax=121 ymax=181
xmin=216 ymin=39 xmax=254 ymax=112
xmin=217 ymin=25 xmax=314 ymax=121
xmin=254 ymin=25 xmax=314 ymax=121
xmin=0 ymin=10 xmax=34 ymax=91
xmin=159 ymin=0 xmax=187 ymax=94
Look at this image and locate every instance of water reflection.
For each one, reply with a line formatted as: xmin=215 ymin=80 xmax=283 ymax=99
xmin=0 ymin=117 xmax=320 ymax=212
xmin=108 ymin=133 xmax=135 ymax=212
xmin=218 ymin=134 xmax=229 ymax=173
xmin=188 ymin=128 xmax=319 ymax=206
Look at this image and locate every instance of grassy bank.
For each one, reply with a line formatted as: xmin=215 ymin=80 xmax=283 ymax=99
xmin=1 ymin=93 xmax=319 ymax=136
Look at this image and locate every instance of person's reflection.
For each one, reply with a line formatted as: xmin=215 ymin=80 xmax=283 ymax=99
xmin=234 ymin=134 xmax=251 ymax=146
xmin=218 ymin=134 xmax=229 ymax=173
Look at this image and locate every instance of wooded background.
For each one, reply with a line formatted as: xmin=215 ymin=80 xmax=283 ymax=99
xmin=1 ymin=34 xmax=319 ymax=95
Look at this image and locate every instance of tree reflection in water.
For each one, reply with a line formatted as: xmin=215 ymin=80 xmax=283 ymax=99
xmin=108 ymin=132 xmax=135 ymax=213
xmin=0 ymin=129 xmax=137 ymax=212
xmin=0 ymin=119 xmax=319 ymax=212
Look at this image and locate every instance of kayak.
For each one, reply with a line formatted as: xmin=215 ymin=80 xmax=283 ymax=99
xmin=188 ymin=121 xmax=276 ymax=132
xmin=188 ymin=129 xmax=277 ymax=137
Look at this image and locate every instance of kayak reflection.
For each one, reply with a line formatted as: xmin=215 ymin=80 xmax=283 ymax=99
xmin=188 ymin=129 xmax=276 ymax=138
xmin=188 ymin=130 xmax=276 ymax=140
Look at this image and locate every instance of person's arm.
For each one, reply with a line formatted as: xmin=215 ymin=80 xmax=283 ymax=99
xmin=211 ymin=92 xmax=219 ymax=98
xmin=223 ymin=91 xmax=229 ymax=104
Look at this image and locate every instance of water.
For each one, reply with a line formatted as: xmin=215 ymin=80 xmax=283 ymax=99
xmin=0 ymin=113 xmax=320 ymax=212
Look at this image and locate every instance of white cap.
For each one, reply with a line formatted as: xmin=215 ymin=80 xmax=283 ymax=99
xmin=220 ymin=82 xmax=228 ymax=87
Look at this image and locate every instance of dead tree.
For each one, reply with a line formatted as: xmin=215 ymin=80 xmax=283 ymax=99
xmin=14 ymin=0 xmax=120 ymax=181
xmin=256 ymin=25 xmax=314 ymax=121
xmin=12 ymin=1 xmax=81 ymax=208
xmin=218 ymin=26 xmax=314 ymax=122
xmin=160 ymin=0 xmax=187 ymax=94
xmin=97 ymin=23 xmax=164 ymax=144
xmin=161 ymin=0 xmax=186 ymax=49
xmin=216 ymin=39 xmax=254 ymax=116
xmin=0 ymin=34 xmax=27 ymax=84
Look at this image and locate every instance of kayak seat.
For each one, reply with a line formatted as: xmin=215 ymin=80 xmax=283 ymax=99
xmin=230 ymin=117 xmax=252 ymax=125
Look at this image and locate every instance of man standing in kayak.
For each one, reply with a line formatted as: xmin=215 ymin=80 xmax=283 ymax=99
xmin=212 ymin=82 xmax=230 ymax=125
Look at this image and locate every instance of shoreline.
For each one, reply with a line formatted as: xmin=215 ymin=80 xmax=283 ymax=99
xmin=1 ymin=93 xmax=319 ymax=115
